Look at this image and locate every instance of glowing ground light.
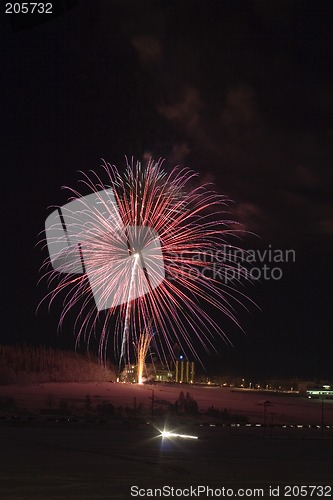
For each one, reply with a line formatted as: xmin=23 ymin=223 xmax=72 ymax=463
xmin=160 ymin=430 xmax=198 ymax=440
xmin=41 ymin=158 xmax=251 ymax=369
xmin=137 ymin=324 xmax=154 ymax=384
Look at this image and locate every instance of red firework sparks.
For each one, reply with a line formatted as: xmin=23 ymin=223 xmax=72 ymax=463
xmin=39 ymin=158 xmax=251 ymax=369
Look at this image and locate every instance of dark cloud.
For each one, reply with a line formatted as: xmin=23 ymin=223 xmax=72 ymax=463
xmin=131 ymin=35 xmax=162 ymax=63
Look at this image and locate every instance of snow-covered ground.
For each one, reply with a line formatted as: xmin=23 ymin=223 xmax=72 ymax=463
xmin=1 ymin=383 xmax=333 ymax=499
xmin=0 ymin=422 xmax=332 ymax=499
xmin=1 ymin=382 xmax=332 ymax=425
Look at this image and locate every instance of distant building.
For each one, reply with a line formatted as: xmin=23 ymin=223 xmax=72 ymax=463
xmin=121 ymin=359 xmax=196 ymax=384
xmin=306 ymin=385 xmax=333 ymax=399
xmin=175 ymin=360 xmax=195 ymax=383
xmin=153 ymin=366 xmax=174 ymax=382
xmin=122 ymin=364 xmax=137 ymax=383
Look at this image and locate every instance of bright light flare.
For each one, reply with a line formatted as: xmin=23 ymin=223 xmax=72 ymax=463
xmin=160 ymin=430 xmax=198 ymax=440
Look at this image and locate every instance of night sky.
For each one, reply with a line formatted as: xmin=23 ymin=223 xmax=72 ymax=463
xmin=1 ymin=0 xmax=332 ymax=379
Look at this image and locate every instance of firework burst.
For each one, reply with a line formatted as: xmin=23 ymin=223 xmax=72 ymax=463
xmin=40 ymin=158 xmax=250 ymax=371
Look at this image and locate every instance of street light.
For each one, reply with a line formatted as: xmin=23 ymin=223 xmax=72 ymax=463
xmin=151 ymin=389 xmax=155 ymax=423
xmin=321 ymin=395 xmax=324 ymax=438
xmin=262 ymin=400 xmax=273 ymax=436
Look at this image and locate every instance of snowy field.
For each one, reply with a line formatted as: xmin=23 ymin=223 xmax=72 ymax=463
xmin=1 ymin=382 xmax=332 ymax=425
xmin=0 ymin=423 xmax=332 ymax=499
xmin=1 ymin=383 xmax=333 ymax=499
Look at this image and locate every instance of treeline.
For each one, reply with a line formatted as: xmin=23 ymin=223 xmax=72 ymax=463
xmin=0 ymin=344 xmax=116 ymax=384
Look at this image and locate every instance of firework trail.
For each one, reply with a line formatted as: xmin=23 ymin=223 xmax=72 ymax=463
xmin=137 ymin=323 xmax=154 ymax=384
xmin=40 ymin=158 xmax=251 ymax=369
xmin=119 ymin=253 xmax=139 ymax=371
